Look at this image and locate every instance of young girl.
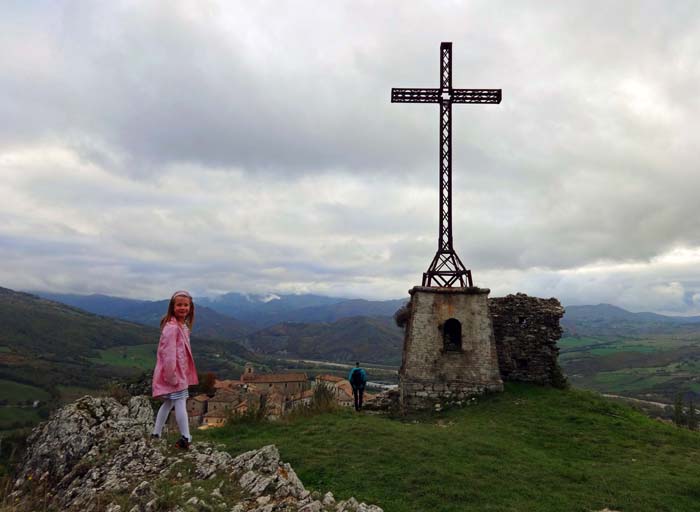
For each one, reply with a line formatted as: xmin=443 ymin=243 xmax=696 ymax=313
xmin=151 ymin=290 xmax=199 ymax=449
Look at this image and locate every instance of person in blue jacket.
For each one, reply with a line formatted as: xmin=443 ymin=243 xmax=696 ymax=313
xmin=348 ymin=362 xmax=367 ymax=411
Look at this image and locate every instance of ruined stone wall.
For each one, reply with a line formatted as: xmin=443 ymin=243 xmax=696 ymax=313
xmin=400 ymin=287 xmax=503 ymax=411
xmin=489 ymin=293 xmax=567 ymax=388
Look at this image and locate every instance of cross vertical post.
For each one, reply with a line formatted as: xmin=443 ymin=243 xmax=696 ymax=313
xmin=392 ymin=42 xmax=501 ymax=287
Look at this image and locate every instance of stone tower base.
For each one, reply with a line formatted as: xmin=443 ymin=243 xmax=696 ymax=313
xmin=399 ymin=286 xmax=503 ymax=412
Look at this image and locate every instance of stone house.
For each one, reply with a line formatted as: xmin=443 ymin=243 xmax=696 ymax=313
xmin=335 ymin=382 xmax=355 ymax=408
xmin=187 ymin=394 xmax=209 ymax=424
xmin=214 ymin=379 xmax=245 ymax=391
xmin=315 ymin=375 xmax=344 ymax=386
xmin=240 ymin=363 xmax=309 ymax=397
xmin=166 ymin=393 xmax=209 ymax=430
xmin=203 ymin=409 xmax=227 ymax=428
xmin=206 ymin=389 xmax=242 ymax=418
xmin=203 ymin=395 xmax=249 ymax=428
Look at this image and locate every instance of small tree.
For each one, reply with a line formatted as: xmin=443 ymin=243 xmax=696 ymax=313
xmin=310 ymin=383 xmax=337 ymax=413
xmin=394 ymin=300 xmax=412 ymax=329
xmin=200 ymin=372 xmax=217 ymax=396
xmin=673 ymin=393 xmax=685 ymax=427
xmin=687 ymin=397 xmax=697 ymax=431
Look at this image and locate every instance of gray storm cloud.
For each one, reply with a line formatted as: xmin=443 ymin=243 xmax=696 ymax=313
xmin=2 ymin=1 xmax=700 ymax=313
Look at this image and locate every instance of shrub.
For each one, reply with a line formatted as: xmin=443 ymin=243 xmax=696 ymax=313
xmin=394 ymin=300 xmax=411 ymax=329
xmin=286 ymin=383 xmax=339 ymax=421
xmin=107 ymin=383 xmax=131 ymax=405
xmin=673 ymin=393 xmax=685 ymax=427
xmin=224 ymin=397 xmax=268 ymax=425
xmin=310 ymin=383 xmax=338 ymax=413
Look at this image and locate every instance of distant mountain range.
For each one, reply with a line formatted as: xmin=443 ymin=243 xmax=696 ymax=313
xmin=241 ymin=316 xmax=403 ymax=365
xmin=35 ymin=292 xmax=253 ymax=340
xmin=561 ymin=303 xmax=700 ymax=336
xmin=35 ymin=290 xmax=700 ymax=340
xmin=32 ymin=290 xmax=408 ymax=365
xmin=35 ymin=291 xmax=407 ymax=337
xmin=194 ymin=292 xmax=407 ymax=328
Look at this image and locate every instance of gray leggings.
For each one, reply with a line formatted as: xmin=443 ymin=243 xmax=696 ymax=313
xmin=153 ymin=397 xmax=191 ymax=441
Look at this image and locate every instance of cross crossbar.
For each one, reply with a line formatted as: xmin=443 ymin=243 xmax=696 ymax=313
xmin=391 ymin=88 xmax=501 ymax=104
xmin=391 ymin=42 xmax=501 ymax=288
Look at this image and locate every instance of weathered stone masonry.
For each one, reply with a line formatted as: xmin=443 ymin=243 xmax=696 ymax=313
xmin=400 ymin=286 xmax=503 ymax=411
xmin=398 ymin=290 xmax=566 ymax=411
xmin=490 ymin=293 xmax=567 ymax=388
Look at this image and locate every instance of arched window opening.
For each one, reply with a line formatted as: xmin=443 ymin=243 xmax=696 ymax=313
xmin=443 ymin=318 xmax=462 ymax=352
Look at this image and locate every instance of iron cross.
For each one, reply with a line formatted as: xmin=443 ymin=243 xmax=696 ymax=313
xmin=392 ymin=42 xmax=501 ymax=287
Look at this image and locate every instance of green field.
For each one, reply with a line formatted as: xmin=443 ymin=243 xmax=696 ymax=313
xmin=0 ymin=380 xmax=51 ymax=404
xmin=559 ymin=335 xmax=700 ymax=402
xmin=201 ymin=383 xmax=700 ymax=512
xmin=557 ymin=336 xmax=612 ymax=349
xmin=89 ymin=344 xmax=157 ymax=370
xmin=0 ymin=407 xmax=41 ymax=430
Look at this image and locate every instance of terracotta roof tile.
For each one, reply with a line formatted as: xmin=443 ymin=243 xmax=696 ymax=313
xmin=241 ymin=372 xmax=308 ymax=383
xmin=214 ymin=379 xmax=242 ymax=389
xmin=289 ymin=389 xmax=315 ymax=401
xmin=337 ymin=381 xmax=353 ymax=396
xmin=316 ymin=374 xmax=343 ymax=383
xmin=210 ymin=389 xmax=239 ymax=402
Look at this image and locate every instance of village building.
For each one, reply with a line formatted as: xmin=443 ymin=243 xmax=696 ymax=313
xmin=240 ymin=363 xmax=309 ymax=396
xmin=207 ymin=388 xmax=241 ymax=415
xmin=188 ymin=366 xmax=312 ymax=428
xmin=166 ymin=393 xmax=209 ymax=430
xmin=202 ymin=389 xmax=251 ymax=428
xmin=187 ymin=394 xmax=209 ymax=424
xmin=315 ymin=374 xmax=343 ymax=387
xmin=335 ymin=381 xmax=356 ymax=408
xmin=202 ymin=408 xmax=227 ymax=428
xmin=314 ymin=374 xmax=358 ymax=408
xmin=214 ymin=379 xmax=245 ymax=391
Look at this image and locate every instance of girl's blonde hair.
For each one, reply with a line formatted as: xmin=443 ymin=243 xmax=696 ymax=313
xmin=160 ymin=290 xmax=195 ymax=330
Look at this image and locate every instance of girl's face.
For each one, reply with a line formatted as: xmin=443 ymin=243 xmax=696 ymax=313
xmin=173 ymin=296 xmax=191 ymax=322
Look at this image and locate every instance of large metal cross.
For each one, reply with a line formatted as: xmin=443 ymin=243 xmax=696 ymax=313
xmin=392 ymin=42 xmax=501 ymax=288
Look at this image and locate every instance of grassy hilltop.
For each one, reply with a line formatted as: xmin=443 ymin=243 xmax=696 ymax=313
xmin=204 ymin=384 xmax=700 ymax=512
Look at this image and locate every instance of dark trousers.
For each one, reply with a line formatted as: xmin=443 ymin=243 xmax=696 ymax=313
xmin=352 ymin=386 xmax=364 ymax=410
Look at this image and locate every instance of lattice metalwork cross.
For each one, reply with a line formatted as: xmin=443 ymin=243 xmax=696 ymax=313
xmin=392 ymin=42 xmax=501 ymax=287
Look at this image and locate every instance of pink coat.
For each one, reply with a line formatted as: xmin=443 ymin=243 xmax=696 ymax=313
xmin=152 ymin=318 xmax=199 ymax=398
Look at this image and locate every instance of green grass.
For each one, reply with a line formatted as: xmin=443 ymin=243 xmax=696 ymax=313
xmin=200 ymin=384 xmax=700 ymax=512
xmin=0 ymin=380 xmax=50 ymax=403
xmin=0 ymin=407 xmax=41 ymax=430
xmin=588 ymin=345 xmax=658 ymax=356
xmin=88 ymin=344 xmax=156 ymax=370
xmin=559 ymin=334 xmax=700 ymax=401
xmin=558 ymin=336 xmax=612 ymax=349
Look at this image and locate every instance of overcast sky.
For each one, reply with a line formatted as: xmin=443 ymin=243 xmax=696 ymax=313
xmin=2 ymin=1 xmax=700 ymax=314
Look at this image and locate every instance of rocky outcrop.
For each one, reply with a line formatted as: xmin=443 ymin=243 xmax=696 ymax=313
xmin=362 ymin=388 xmax=399 ymax=412
xmin=11 ymin=395 xmax=382 ymax=512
